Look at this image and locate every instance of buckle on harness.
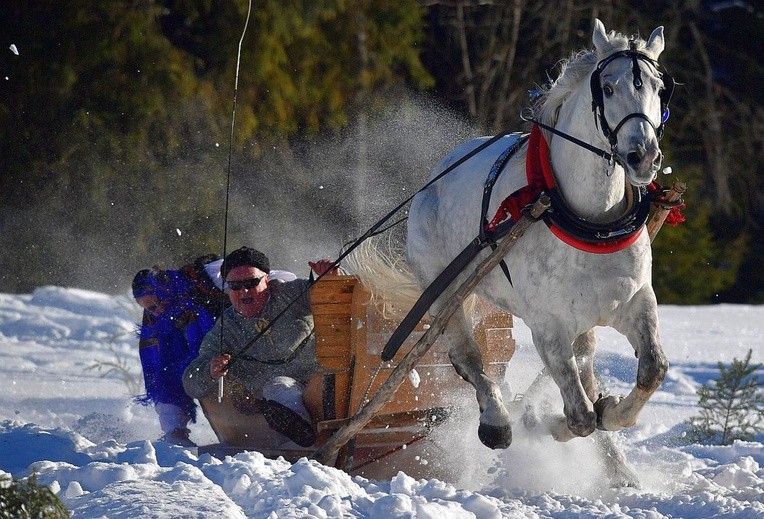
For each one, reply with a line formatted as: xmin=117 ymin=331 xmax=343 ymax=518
xmin=595 ymin=225 xmax=636 ymax=240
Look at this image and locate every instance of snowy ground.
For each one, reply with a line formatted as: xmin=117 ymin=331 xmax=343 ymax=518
xmin=0 ymin=286 xmax=762 ymax=518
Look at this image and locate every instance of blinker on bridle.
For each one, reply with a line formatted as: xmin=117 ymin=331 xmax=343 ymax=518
xmin=589 ymin=41 xmax=676 ymax=149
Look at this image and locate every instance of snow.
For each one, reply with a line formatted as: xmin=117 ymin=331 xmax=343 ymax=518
xmin=1 ymin=286 xmax=762 ymax=518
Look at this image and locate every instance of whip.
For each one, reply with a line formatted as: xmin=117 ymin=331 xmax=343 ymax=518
xmin=218 ymin=0 xmax=253 ymax=403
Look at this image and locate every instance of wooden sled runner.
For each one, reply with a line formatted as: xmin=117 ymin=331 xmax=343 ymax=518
xmin=198 ymin=274 xmax=515 ymax=480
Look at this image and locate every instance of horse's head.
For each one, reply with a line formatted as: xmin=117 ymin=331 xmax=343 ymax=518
xmin=590 ymin=19 xmax=674 ymax=186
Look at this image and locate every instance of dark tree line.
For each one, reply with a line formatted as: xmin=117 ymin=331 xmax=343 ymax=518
xmin=0 ymin=0 xmax=761 ymax=303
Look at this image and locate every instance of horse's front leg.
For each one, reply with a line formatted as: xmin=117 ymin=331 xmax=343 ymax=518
xmin=533 ymin=327 xmax=597 ymax=441
xmin=596 ymin=287 xmax=668 ymax=430
xmin=446 ymin=309 xmax=512 ymax=449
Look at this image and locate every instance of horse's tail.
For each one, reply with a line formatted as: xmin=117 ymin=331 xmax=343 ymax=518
xmin=343 ymin=237 xmax=476 ymax=320
xmin=344 ymin=237 xmax=421 ymax=320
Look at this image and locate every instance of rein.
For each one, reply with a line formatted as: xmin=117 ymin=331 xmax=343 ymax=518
xmin=519 ymin=109 xmax=612 ymax=162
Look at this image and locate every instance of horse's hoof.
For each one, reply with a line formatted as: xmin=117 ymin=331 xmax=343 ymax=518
xmin=594 ymin=395 xmax=622 ymax=430
xmin=609 ymin=470 xmax=641 ymax=489
xmin=478 ymin=422 xmax=512 ymax=449
xmin=522 ymin=406 xmax=540 ymax=431
xmin=605 ymin=460 xmax=641 ymax=489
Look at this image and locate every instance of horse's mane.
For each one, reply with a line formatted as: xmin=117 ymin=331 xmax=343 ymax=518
xmin=537 ymin=30 xmax=652 ymax=128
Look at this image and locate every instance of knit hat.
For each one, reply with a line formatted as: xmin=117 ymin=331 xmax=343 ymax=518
xmin=132 ymin=269 xmax=157 ymax=299
xmin=221 ymin=247 xmax=270 ymax=279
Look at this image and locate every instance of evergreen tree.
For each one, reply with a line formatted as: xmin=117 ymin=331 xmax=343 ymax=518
xmin=0 ymin=0 xmax=432 ymax=294
xmin=687 ymin=349 xmax=763 ymax=445
xmin=0 ymin=474 xmax=70 ymax=519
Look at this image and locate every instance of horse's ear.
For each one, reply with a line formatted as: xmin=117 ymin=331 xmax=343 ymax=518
xmin=645 ymin=25 xmax=665 ymax=59
xmin=592 ymin=19 xmax=609 ymax=54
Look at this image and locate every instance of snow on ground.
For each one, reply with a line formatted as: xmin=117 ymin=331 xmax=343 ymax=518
xmin=0 ymin=286 xmax=762 ymax=518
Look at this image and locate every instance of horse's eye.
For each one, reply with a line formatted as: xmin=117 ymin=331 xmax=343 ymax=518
xmin=603 ymin=84 xmax=614 ymax=97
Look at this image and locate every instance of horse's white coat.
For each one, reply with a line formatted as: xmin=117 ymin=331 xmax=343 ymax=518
xmin=406 ymin=20 xmax=670 ymax=453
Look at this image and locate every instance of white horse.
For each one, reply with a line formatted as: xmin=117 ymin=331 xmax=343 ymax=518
xmin=403 ymin=19 xmax=671 ymax=466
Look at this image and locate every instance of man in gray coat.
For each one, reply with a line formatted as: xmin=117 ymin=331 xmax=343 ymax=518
xmin=182 ymin=246 xmax=335 ymax=447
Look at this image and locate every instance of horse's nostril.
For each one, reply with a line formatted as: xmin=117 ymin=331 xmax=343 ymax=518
xmin=627 ymin=151 xmax=642 ymax=167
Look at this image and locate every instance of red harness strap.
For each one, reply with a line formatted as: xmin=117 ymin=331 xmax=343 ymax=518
xmin=489 ymin=125 xmax=647 ymax=253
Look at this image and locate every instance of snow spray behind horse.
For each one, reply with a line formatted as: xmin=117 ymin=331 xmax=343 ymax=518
xmin=403 ymin=20 xmax=674 ymax=449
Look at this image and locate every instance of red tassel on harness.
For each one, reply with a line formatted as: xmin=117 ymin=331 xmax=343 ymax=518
xmin=648 ymin=181 xmax=686 ymax=227
xmin=486 ymin=192 xmax=536 ymax=231
xmin=665 ymin=204 xmax=686 ymax=226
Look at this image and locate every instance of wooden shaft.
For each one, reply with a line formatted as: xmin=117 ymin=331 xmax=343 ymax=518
xmin=311 ymin=195 xmax=551 ymax=465
xmin=647 ymin=180 xmax=686 ymax=242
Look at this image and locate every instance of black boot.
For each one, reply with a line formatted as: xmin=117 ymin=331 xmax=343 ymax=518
xmin=159 ymin=428 xmax=196 ymax=448
xmin=261 ymin=400 xmax=316 ymax=447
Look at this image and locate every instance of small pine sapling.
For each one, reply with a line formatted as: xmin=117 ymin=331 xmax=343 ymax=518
xmin=687 ymin=349 xmax=763 ymax=445
xmin=0 ymin=473 xmax=70 ymax=518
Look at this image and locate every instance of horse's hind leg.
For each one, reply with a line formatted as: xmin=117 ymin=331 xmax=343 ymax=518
xmin=517 ymin=368 xmax=640 ymax=488
xmin=573 ymin=330 xmax=640 ymax=487
xmin=519 ymin=330 xmax=597 ymax=430
xmin=573 ymin=329 xmax=598 ymax=402
xmin=532 ymin=327 xmax=597 ymax=441
xmin=446 ymin=309 xmax=512 ymax=449
xmin=520 ymin=330 xmax=597 ymax=439
xmin=596 ymin=287 xmax=668 ymax=431
xmin=516 ymin=371 xmax=640 ymax=487
xmin=593 ymin=431 xmax=640 ymax=488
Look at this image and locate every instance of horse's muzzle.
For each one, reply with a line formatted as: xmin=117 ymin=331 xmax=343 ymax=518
xmin=619 ymin=142 xmax=662 ymax=186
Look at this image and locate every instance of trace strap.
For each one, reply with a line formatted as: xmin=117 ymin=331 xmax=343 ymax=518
xmin=381 ymin=235 xmax=487 ymax=361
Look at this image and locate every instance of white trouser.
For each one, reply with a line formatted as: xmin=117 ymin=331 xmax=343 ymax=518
xmin=262 ymin=376 xmax=310 ymax=421
xmin=155 ymin=402 xmax=191 ymax=434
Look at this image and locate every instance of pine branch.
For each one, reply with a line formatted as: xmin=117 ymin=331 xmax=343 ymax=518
xmin=686 ymin=349 xmax=763 ymax=445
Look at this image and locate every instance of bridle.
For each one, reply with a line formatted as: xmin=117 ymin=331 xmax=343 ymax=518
xmin=589 ymin=43 xmax=675 ymax=148
xmin=522 ymin=44 xmax=675 ymax=165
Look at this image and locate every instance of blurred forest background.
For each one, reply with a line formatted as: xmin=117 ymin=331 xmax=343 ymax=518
xmin=0 ymin=0 xmax=761 ymax=303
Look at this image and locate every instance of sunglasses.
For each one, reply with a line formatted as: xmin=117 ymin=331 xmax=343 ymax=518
xmin=226 ymin=277 xmax=264 ymax=291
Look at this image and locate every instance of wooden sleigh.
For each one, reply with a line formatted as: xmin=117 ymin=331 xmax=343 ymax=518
xmin=198 ymin=275 xmax=515 ymax=479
